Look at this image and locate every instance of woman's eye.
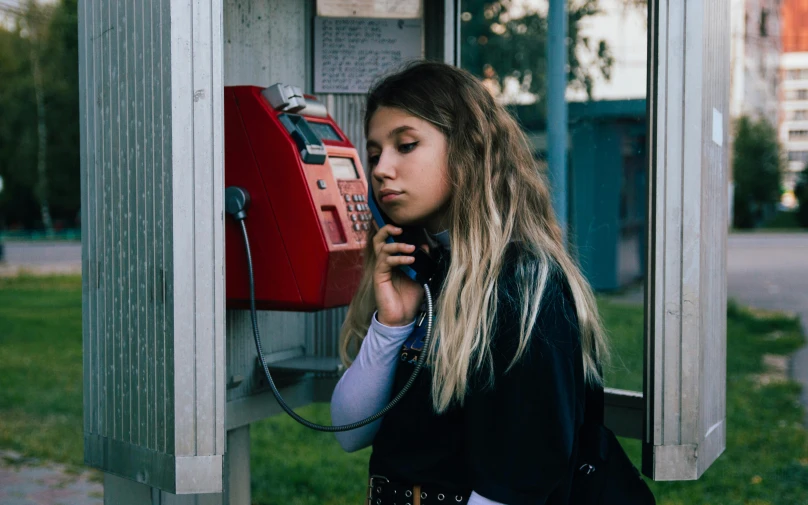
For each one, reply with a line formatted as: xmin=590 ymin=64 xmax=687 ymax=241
xmin=399 ymin=142 xmax=418 ymax=153
xmin=367 ymin=154 xmax=380 ymax=165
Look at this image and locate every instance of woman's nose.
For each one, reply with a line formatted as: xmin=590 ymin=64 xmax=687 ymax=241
xmin=371 ymin=152 xmax=395 ymax=180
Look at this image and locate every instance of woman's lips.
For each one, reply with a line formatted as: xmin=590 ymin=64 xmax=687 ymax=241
xmin=380 ymin=192 xmax=402 ymax=203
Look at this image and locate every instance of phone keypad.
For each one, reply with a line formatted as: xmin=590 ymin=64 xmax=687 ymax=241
xmin=338 ymin=185 xmax=371 ymax=240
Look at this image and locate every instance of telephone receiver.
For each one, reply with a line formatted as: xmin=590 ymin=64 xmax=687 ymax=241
xmin=367 ymin=189 xmax=439 ymax=286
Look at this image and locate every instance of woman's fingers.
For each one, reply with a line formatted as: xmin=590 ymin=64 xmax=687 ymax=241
xmin=373 ymin=226 xmax=417 ymax=266
xmin=381 ymin=242 xmax=416 ymax=255
xmin=386 ymin=254 xmax=416 ymax=266
xmin=372 ymin=224 xmax=399 ymax=250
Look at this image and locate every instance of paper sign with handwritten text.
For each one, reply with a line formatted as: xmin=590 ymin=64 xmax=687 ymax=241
xmin=314 ymin=17 xmax=422 ymax=94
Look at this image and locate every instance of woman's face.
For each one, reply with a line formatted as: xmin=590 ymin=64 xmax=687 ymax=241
xmin=366 ymin=106 xmax=452 ymax=234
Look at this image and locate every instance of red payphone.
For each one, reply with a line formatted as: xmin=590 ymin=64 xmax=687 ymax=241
xmin=224 ymin=84 xmax=371 ymax=310
xmin=223 ymin=84 xmax=436 ymax=433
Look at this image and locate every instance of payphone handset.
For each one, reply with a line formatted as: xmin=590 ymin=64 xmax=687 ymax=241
xmin=367 ymin=190 xmax=439 ymax=286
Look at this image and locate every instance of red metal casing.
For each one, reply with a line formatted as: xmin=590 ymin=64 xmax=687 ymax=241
xmin=225 ymin=86 xmax=370 ymax=310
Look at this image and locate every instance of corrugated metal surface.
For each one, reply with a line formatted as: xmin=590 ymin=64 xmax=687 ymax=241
xmin=80 ymin=0 xmax=174 ymax=455
xmin=325 ymin=94 xmax=369 ymax=170
xmin=80 ymin=0 xmax=225 ymax=493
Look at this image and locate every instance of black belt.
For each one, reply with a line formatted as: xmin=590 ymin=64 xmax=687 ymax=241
xmin=368 ymin=475 xmax=470 ymax=505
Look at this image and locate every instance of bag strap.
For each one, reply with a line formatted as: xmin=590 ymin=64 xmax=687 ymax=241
xmin=582 ymin=366 xmax=610 ymax=462
xmin=584 ymin=363 xmax=606 ymax=426
xmin=584 ymin=382 xmax=605 ymax=425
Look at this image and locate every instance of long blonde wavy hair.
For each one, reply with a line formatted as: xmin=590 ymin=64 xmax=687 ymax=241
xmin=339 ymin=61 xmax=609 ymax=413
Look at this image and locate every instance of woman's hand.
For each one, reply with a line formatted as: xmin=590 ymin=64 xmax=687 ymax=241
xmin=372 ymin=225 xmax=426 ymax=327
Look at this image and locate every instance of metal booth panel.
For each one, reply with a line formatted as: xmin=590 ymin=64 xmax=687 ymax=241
xmin=644 ymin=0 xmax=729 ymax=480
xmin=80 ymin=0 xmax=226 ymax=494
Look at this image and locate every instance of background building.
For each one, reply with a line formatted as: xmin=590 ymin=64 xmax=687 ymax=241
xmin=728 ymin=0 xmax=782 ymax=219
xmin=782 ymin=0 xmax=808 ymax=53
xmin=730 ymin=0 xmax=782 ymax=126
xmin=730 ymin=0 xmax=782 ymax=127
xmin=779 ymin=0 xmax=808 ymax=207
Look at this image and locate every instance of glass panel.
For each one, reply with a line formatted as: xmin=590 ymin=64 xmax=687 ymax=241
xmin=460 ymin=0 xmax=649 ymax=393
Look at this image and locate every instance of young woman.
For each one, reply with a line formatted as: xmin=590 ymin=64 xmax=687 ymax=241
xmin=330 ymin=61 xmax=609 ymax=505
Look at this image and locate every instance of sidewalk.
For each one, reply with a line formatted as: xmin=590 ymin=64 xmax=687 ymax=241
xmin=0 ymin=452 xmax=102 ymax=505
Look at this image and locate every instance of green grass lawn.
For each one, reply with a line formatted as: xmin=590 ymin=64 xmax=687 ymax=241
xmin=1 ymin=274 xmax=807 ymax=504
xmin=0 ymin=274 xmax=84 ymax=465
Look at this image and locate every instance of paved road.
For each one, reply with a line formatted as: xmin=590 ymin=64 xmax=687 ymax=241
xmin=1 ymin=240 xmax=81 ymax=264
xmin=0 ymin=240 xmax=82 ymax=276
xmin=726 ymin=232 xmax=808 ymax=425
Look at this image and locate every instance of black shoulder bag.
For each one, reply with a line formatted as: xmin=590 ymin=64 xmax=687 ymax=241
xmin=570 ymin=383 xmax=656 ymax=505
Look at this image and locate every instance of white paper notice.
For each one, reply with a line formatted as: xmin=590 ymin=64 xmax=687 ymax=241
xmin=314 ymin=17 xmax=422 ymax=94
xmin=712 ymin=108 xmax=723 ymax=147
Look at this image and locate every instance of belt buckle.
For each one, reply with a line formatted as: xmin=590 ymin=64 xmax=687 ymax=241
xmin=368 ymin=475 xmax=389 ymax=501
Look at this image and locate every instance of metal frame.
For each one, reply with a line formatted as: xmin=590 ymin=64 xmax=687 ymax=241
xmin=598 ymin=0 xmax=729 ymax=482
xmin=642 ymin=0 xmax=729 ymax=480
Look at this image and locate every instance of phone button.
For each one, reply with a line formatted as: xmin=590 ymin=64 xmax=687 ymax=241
xmin=350 ymin=214 xmax=358 ymax=222
xmin=347 ymin=204 xmax=354 ymax=211
xmin=344 ymin=195 xmax=352 ymax=202
xmin=353 ymin=223 xmax=361 ymax=231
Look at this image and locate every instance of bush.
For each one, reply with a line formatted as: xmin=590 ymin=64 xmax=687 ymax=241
xmin=795 ymin=166 xmax=808 ymax=227
xmin=732 ymin=116 xmax=783 ymax=229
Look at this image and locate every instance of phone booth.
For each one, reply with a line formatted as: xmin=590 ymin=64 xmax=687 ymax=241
xmin=79 ymin=0 xmax=731 ymax=503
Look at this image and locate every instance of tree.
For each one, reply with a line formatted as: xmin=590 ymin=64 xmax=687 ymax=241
xmin=732 ymin=116 xmax=783 ymax=229
xmin=0 ymin=18 xmax=39 ymax=229
xmin=460 ymin=0 xmax=615 ymax=114
xmin=22 ymin=0 xmax=55 ymax=232
xmin=795 ymin=164 xmax=808 ymax=228
xmin=0 ymin=0 xmax=79 ymax=230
